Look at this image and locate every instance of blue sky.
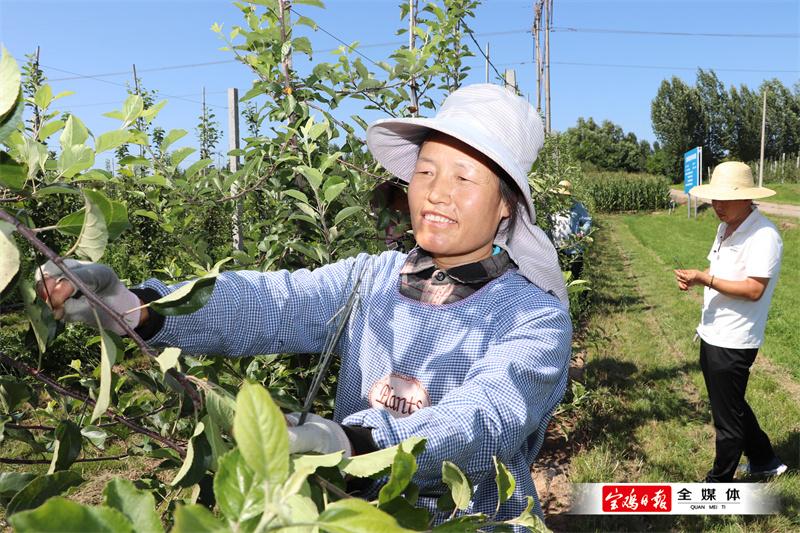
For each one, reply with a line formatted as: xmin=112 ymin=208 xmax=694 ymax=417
xmin=1 ymin=0 xmax=798 ymax=162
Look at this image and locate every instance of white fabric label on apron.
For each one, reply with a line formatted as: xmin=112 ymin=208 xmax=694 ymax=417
xmin=368 ymin=372 xmax=431 ymax=418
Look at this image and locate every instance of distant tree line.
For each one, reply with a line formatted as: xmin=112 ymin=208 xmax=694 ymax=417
xmin=560 ymin=117 xmax=669 ymax=175
xmin=651 ymin=69 xmax=799 ymax=181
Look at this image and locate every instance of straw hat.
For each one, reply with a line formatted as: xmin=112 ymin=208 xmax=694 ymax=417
xmin=689 ymin=161 xmax=775 ymax=201
xmin=556 ymin=180 xmax=572 ymax=196
xmin=366 ymin=84 xmax=567 ymax=304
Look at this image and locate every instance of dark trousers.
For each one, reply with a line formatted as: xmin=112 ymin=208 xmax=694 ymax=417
xmin=699 ymin=339 xmax=775 ymax=481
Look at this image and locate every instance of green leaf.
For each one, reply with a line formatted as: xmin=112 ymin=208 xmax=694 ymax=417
xmin=80 ymin=425 xmax=108 ymax=449
xmin=147 ymin=258 xmax=228 ymax=316
xmin=47 ymin=420 xmax=82 ymax=474
xmin=285 ymin=451 xmax=343 ymax=496
xmin=120 ymin=94 xmax=144 ymax=129
xmin=20 ymin=280 xmax=56 ymax=355
xmin=341 ymin=437 xmax=425 ymax=478
xmin=17 ymin=136 xmax=47 ymax=180
xmin=95 ymin=130 xmax=132 ymax=154
xmin=333 ymin=206 xmax=362 ymax=226
xmin=296 ymin=201 xmax=320 ymax=220
xmin=0 ymin=375 xmax=30 ymax=413
xmin=441 ymin=461 xmax=472 ymax=511
xmin=156 ymin=347 xmax=181 ymax=374
xmin=37 ymin=118 xmax=65 ymax=141
xmin=185 ymin=158 xmax=213 ymax=179
xmin=504 ymin=496 xmax=548 ymax=531
xmin=0 ymin=220 xmax=19 ymax=293
xmin=0 ymin=92 xmax=24 ymax=144
xmin=33 ymin=84 xmax=53 ymax=110
xmin=205 ymin=387 xmax=236 ymax=435
xmin=202 ymin=414 xmax=229 ymax=471
xmin=0 ymin=47 xmax=21 ymax=117
xmin=233 ymin=383 xmax=289 ymax=485
xmin=317 ymin=498 xmax=413 ymax=533
xmin=84 ymin=189 xmax=131 ymax=241
xmin=139 ymin=175 xmax=168 ymax=187
xmin=59 ymin=114 xmax=89 ymax=149
xmin=170 ymin=422 xmax=212 ymax=487
xmin=0 ymin=152 xmax=26 ymax=190
xmin=214 ymin=449 xmax=264 ymax=523
xmin=171 ymin=146 xmax=196 ymax=167
xmin=104 ymin=478 xmax=163 ymax=533
xmin=34 ymin=184 xmax=80 ymax=197
xmin=72 ymin=190 xmax=108 ymax=261
xmin=76 ymin=169 xmax=113 ymax=182
xmin=493 ymin=456 xmax=515 ymax=507
xmin=9 ymin=497 xmax=133 ymax=532
xmin=431 ymin=515 xmax=486 ymax=532
xmin=284 ymin=189 xmax=310 ymax=204
xmin=57 ymin=143 xmax=95 ymax=178
xmin=133 ymin=209 xmax=159 ymax=221
xmin=298 ymin=165 xmax=324 ymax=190
xmin=323 ymin=182 xmax=347 ymax=203
xmin=90 ymin=328 xmax=123 ymax=423
xmin=0 ymin=472 xmax=36 ymax=500
xmin=172 ymin=504 xmax=228 ymax=533
xmin=378 ymin=444 xmax=417 ymax=504
xmin=161 ymin=128 xmax=188 ymax=152
xmin=56 ymin=189 xmax=131 ymax=241
xmin=6 ymin=470 xmax=84 ymax=516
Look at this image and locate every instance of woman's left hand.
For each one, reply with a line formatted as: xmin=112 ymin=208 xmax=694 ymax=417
xmin=284 ymin=413 xmax=353 ymax=458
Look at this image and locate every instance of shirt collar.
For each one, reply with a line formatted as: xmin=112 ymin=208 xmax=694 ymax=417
xmin=400 ymin=247 xmax=513 ymax=284
xmin=722 ymin=205 xmax=760 ymax=241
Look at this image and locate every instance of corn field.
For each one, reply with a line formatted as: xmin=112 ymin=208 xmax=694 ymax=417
xmin=582 ymin=172 xmax=672 ymax=213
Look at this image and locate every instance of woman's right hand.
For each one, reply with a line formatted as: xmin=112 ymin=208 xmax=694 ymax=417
xmin=35 ymin=260 xmax=143 ymax=335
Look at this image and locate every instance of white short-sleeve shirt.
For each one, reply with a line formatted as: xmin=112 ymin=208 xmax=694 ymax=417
xmin=696 ymin=207 xmax=782 ymax=349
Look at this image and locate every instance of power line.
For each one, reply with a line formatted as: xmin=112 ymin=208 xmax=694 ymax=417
xmin=67 ymin=90 xmax=229 ymax=109
xmin=497 ymin=59 xmax=799 ymax=74
xmin=33 ymin=64 xmax=227 ymax=109
xmin=552 ymin=26 xmax=800 ymax=39
xmin=48 ymin=60 xmax=236 ymax=82
xmin=466 ymin=30 xmax=505 ymax=83
xmin=292 ymin=7 xmax=384 ymax=68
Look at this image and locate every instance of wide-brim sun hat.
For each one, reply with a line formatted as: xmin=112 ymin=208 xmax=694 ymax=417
xmin=690 ymin=161 xmax=775 ymax=201
xmin=366 ymin=83 xmax=567 ymax=305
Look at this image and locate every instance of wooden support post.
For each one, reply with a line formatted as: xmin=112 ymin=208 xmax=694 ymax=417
xmin=228 ymin=88 xmax=243 ymax=252
xmin=758 ymin=87 xmax=767 ymax=188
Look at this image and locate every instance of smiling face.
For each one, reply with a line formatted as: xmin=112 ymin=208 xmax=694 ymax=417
xmin=407 ymin=133 xmax=510 ymax=269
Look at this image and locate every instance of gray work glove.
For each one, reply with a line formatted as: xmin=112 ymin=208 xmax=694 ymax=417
xmin=35 ymin=259 xmax=142 ymax=335
xmin=284 ymin=412 xmax=353 ymax=458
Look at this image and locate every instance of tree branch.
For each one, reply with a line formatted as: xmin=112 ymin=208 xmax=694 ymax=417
xmin=0 ymin=208 xmax=201 ymax=411
xmin=0 ymin=352 xmax=186 ymax=457
xmin=0 ymin=454 xmax=129 ymax=465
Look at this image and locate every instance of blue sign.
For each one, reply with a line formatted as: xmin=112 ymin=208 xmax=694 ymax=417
xmin=684 ymin=147 xmax=701 ymax=194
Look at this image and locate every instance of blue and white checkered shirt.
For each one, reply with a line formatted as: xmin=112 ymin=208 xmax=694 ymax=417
xmin=140 ymin=251 xmax=571 ymax=523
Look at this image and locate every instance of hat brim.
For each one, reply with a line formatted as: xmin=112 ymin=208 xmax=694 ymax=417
xmin=366 ymin=117 xmax=530 ymax=197
xmin=689 ymin=184 xmax=776 ymax=201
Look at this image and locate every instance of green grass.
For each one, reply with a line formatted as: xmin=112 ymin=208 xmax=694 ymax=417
xmin=670 ymin=182 xmax=800 ymax=206
xmin=563 ymin=210 xmax=800 ymax=532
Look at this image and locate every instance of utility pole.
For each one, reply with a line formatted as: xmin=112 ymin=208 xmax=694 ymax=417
xmin=758 ymin=87 xmax=768 ymax=187
xmin=485 ymin=42 xmax=490 ymax=83
xmin=409 ymin=0 xmax=419 ymax=115
xmin=132 ymin=64 xmax=144 ymax=160
xmin=228 ymin=88 xmax=243 ymax=252
xmin=533 ymin=2 xmax=543 ymax=114
xmin=504 ymin=69 xmax=517 ymax=92
xmin=544 ymin=0 xmax=552 ymax=133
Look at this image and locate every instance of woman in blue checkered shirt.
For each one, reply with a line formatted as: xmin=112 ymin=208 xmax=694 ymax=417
xmin=38 ymin=84 xmax=572 ymax=524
